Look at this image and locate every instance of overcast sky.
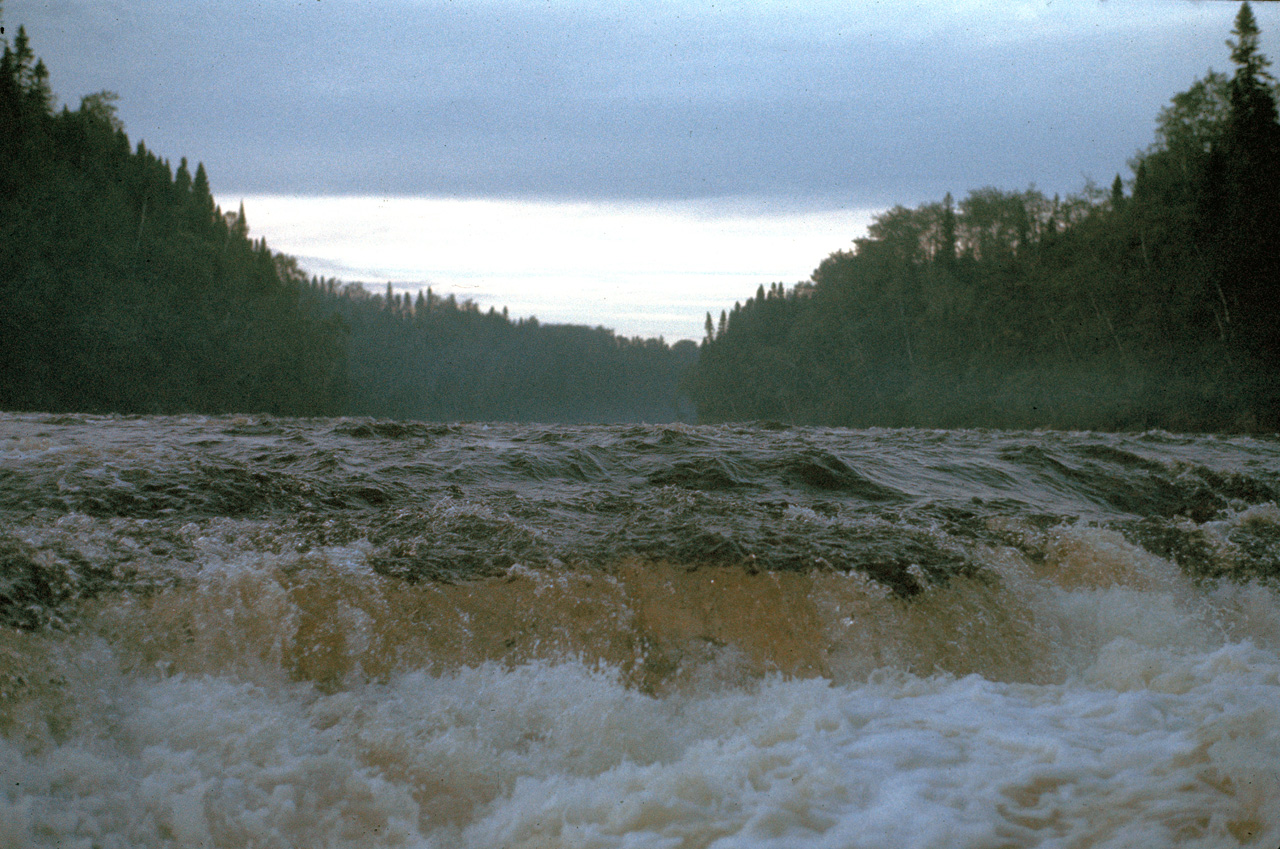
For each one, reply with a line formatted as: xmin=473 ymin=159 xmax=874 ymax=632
xmin=6 ymin=0 xmax=1279 ymax=338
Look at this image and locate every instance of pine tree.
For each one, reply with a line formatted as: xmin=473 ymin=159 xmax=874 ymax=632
xmin=1218 ymin=2 xmax=1280 ymax=360
xmin=174 ymin=156 xmax=192 ymax=194
xmin=232 ymin=200 xmax=249 ymax=239
xmin=190 ymin=162 xmax=216 ymax=229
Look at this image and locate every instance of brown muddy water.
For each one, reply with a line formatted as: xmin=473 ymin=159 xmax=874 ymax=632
xmin=2 ymin=412 xmax=1279 ymax=847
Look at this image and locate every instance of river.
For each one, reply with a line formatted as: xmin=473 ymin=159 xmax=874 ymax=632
xmin=2 ymin=412 xmax=1278 ymax=847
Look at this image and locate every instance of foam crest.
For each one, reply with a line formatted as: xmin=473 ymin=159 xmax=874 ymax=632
xmin=4 ymin=415 xmax=1280 ymax=846
xmin=4 ymin=640 xmax=1278 ymax=848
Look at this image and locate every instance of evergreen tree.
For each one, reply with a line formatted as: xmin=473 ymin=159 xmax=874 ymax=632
xmin=174 ymin=156 xmax=191 ymax=193
xmin=1217 ymin=1 xmax=1280 ymax=361
xmin=232 ymin=200 xmax=249 ymax=239
xmin=192 ymin=163 xmax=212 ymax=206
xmin=1109 ymin=174 xmax=1125 ymax=211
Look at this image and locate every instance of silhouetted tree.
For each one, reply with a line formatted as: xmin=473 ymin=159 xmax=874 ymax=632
xmin=1216 ymin=1 xmax=1280 ymax=361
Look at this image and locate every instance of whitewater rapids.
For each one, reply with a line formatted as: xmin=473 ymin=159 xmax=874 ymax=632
xmin=1 ymin=413 xmax=1278 ymax=847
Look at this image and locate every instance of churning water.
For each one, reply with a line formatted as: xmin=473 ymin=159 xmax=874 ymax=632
xmin=1 ymin=412 xmax=1279 ymax=847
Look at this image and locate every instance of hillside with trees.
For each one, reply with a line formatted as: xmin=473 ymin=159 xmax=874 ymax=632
xmin=686 ymin=2 xmax=1280 ymax=432
xmin=301 ymin=278 xmax=697 ymax=423
xmin=7 ymin=5 xmax=1277 ymax=431
xmin=0 ymin=20 xmax=695 ymax=423
xmin=0 ymin=26 xmax=348 ymax=416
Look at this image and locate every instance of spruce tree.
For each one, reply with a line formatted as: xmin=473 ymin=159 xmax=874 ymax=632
xmin=174 ymin=156 xmax=191 ymax=194
xmin=1218 ymin=2 xmax=1280 ymax=362
xmin=232 ymin=200 xmax=249 ymax=239
xmin=190 ymin=162 xmax=216 ymax=229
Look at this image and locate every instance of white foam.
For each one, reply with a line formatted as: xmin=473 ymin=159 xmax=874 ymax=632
xmin=4 ymin=620 xmax=1279 ymax=848
xmin=4 ymin=509 xmax=1280 ymax=847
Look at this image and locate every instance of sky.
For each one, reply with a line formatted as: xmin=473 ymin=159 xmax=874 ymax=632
xmin=5 ymin=0 xmax=1280 ymax=340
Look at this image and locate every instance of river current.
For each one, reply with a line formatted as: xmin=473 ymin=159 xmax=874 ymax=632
xmin=1 ymin=412 xmax=1278 ymax=847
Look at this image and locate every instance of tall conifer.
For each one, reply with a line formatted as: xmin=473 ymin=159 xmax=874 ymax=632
xmin=1218 ymin=2 xmax=1280 ymax=359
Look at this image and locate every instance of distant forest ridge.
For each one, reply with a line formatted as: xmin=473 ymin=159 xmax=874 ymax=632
xmin=3 ymin=6 xmax=1278 ymax=430
xmin=686 ymin=1 xmax=1280 ymax=432
xmin=0 ymin=19 xmax=695 ymax=422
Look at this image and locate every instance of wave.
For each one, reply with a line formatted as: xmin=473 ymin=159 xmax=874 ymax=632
xmin=2 ymin=413 xmax=1279 ymax=846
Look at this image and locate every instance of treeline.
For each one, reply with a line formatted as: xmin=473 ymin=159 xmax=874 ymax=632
xmin=0 ymin=27 xmax=347 ymax=416
xmin=0 ymin=23 xmax=695 ymax=422
xmin=302 ymin=278 xmax=698 ymax=423
xmin=687 ymin=3 xmax=1280 ymax=432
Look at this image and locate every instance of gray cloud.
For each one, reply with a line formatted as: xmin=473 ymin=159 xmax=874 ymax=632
xmin=7 ymin=0 xmax=1277 ymax=207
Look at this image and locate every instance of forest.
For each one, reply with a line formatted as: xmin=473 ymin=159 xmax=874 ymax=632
xmin=0 ymin=22 xmax=695 ymax=423
xmin=302 ymin=278 xmax=696 ymax=423
xmin=0 ymin=27 xmax=347 ymax=417
xmin=687 ymin=3 xmax=1280 ymax=432
xmin=3 ymin=5 xmax=1278 ymax=431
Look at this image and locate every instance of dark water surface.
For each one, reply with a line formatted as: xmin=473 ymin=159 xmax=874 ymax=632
xmin=2 ymin=413 xmax=1279 ymax=847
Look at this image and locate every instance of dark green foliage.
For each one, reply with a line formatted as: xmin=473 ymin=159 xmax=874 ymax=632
xmin=0 ymin=26 xmax=695 ymax=423
xmin=302 ymin=280 xmax=698 ymax=423
xmin=1214 ymin=2 xmax=1280 ymax=363
xmin=685 ymin=4 xmax=1280 ymax=433
xmin=0 ymin=28 xmax=347 ymax=415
